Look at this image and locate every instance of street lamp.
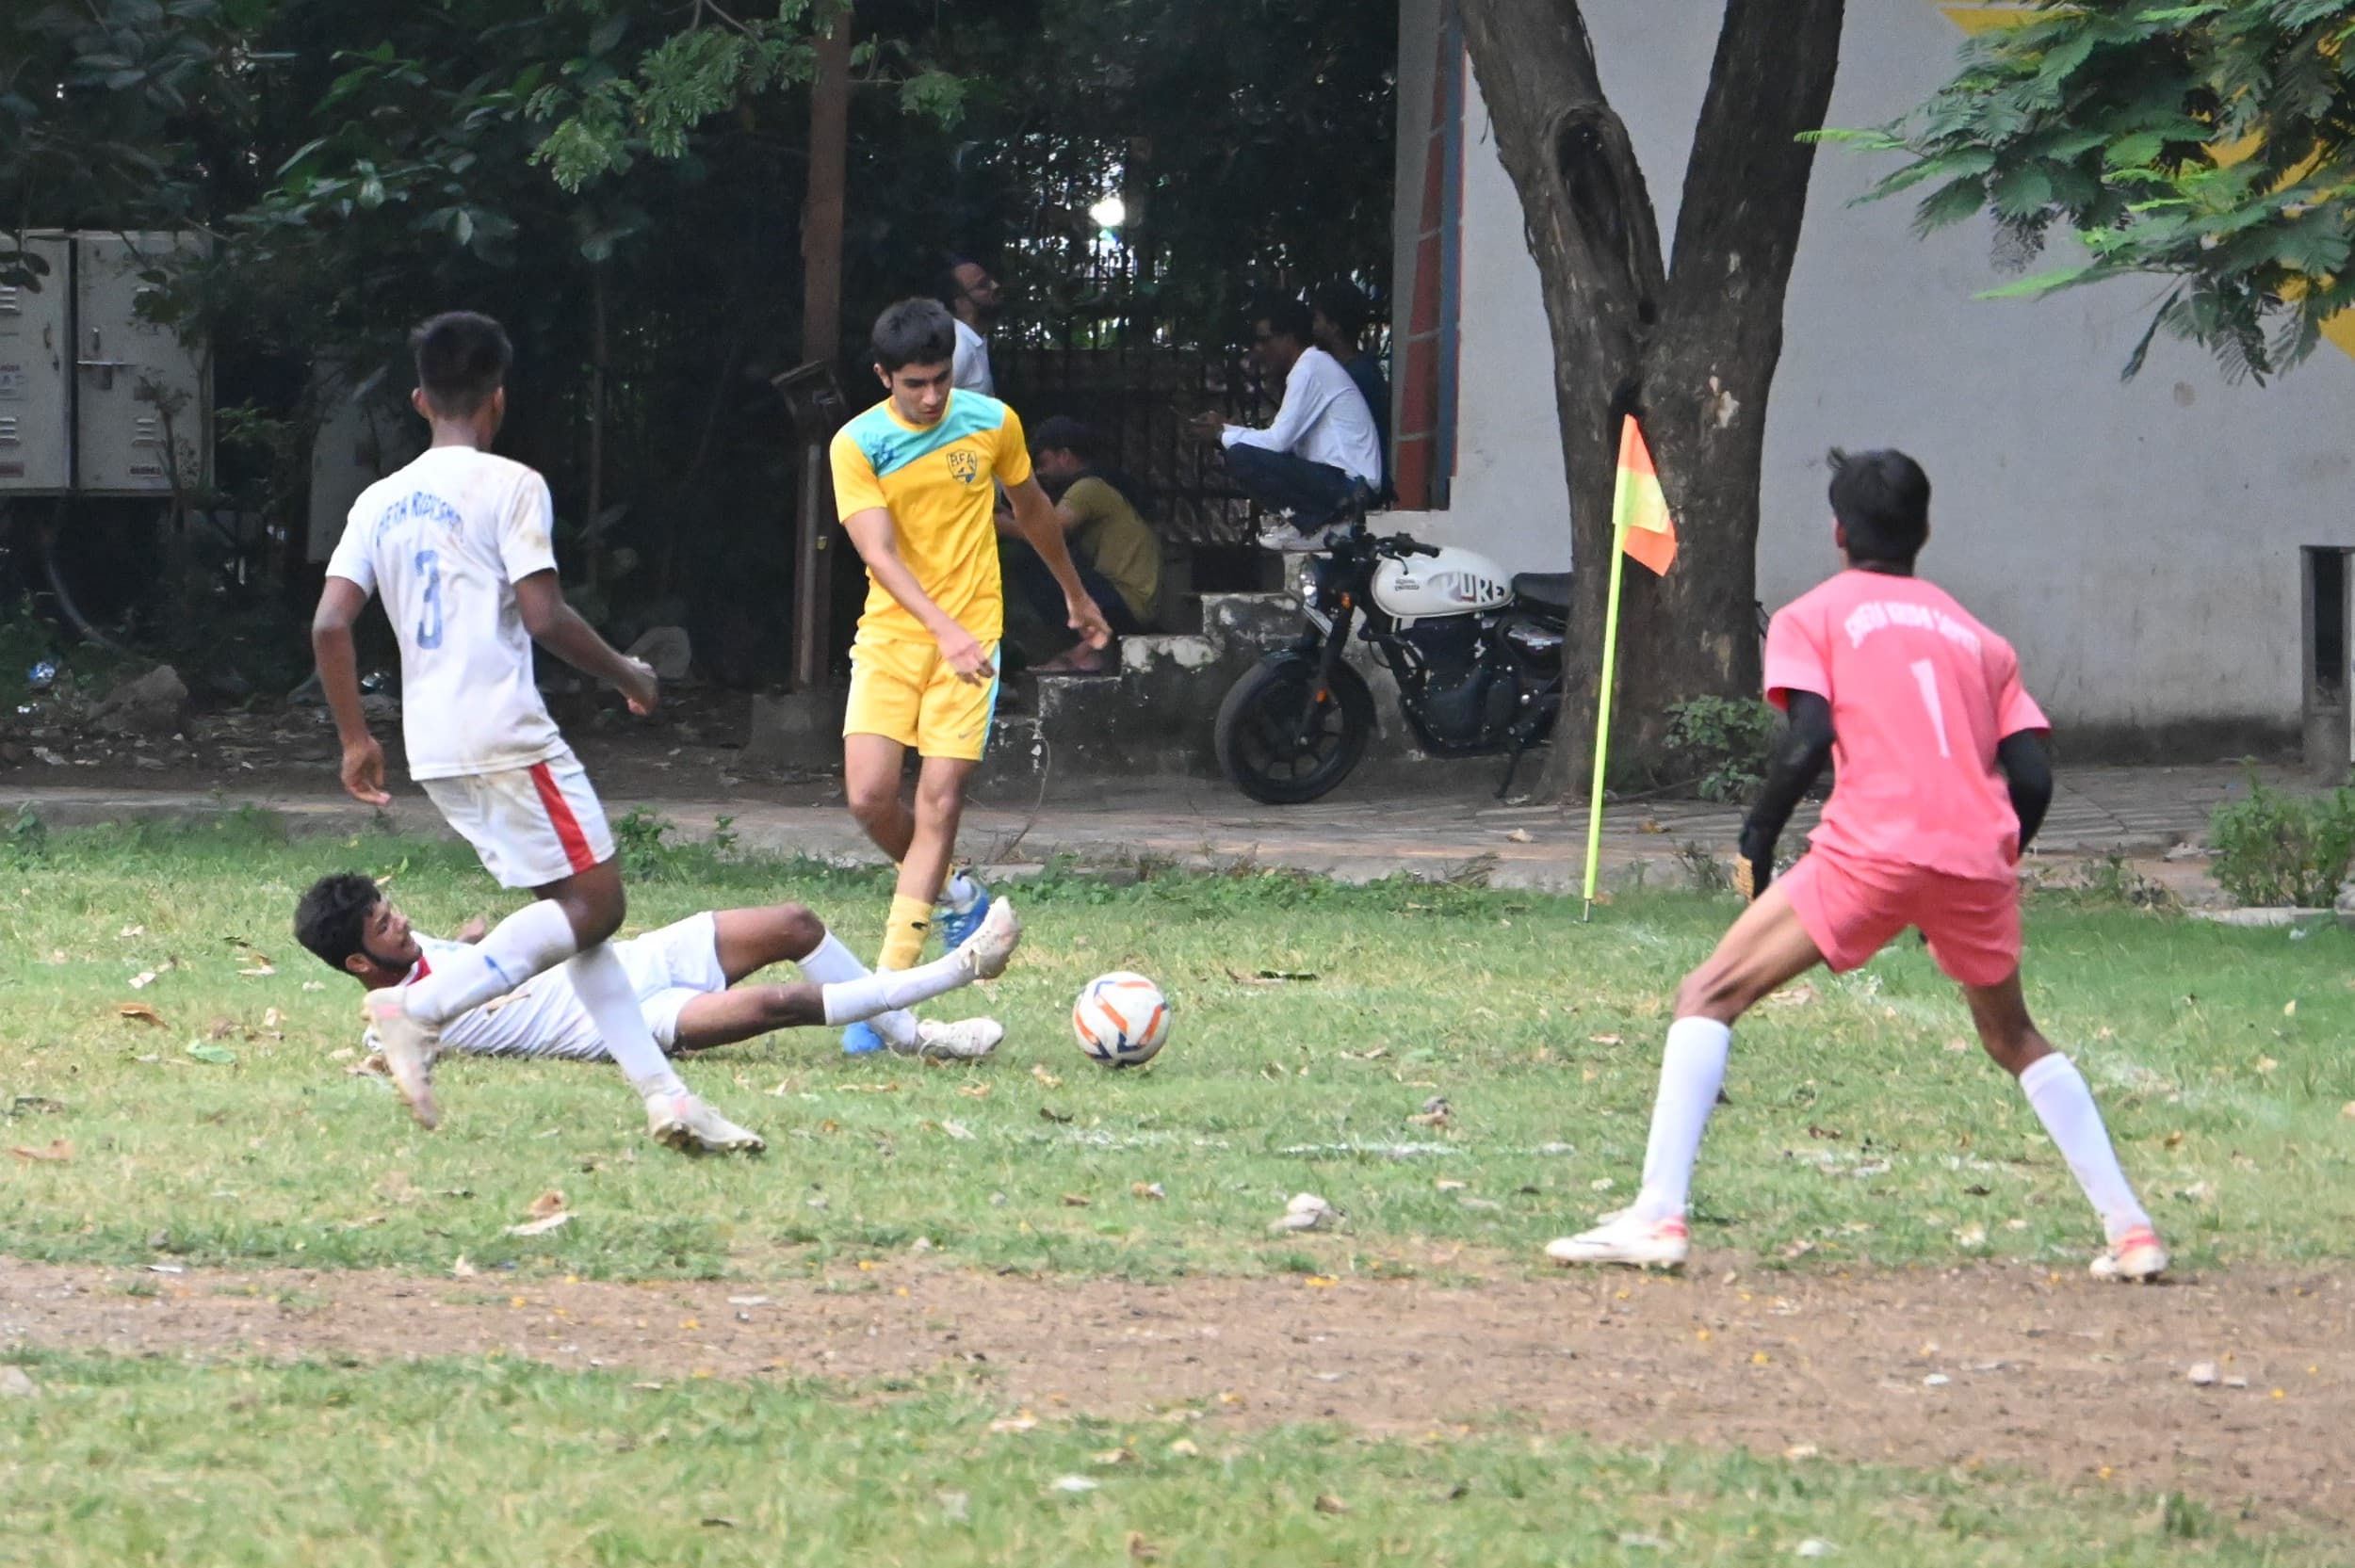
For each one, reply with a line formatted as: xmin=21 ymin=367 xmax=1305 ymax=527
xmin=1088 ymin=194 xmax=1126 ymax=232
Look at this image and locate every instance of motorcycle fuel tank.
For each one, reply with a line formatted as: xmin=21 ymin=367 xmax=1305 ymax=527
xmin=1370 ymin=545 xmax=1514 ymax=622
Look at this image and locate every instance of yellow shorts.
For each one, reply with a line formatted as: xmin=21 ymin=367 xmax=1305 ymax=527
xmin=843 ymin=631 xmax=1001 ymax=761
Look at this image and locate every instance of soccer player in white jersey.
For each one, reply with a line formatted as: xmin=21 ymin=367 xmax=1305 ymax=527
xmin=293 ymin=873 xmax=1020 ymax=1065
xmin=312 ymin=312 xmax=778 ymax=1152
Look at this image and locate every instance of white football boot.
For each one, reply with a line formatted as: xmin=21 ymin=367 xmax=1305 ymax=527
xmin=644 ymin=1090 xmax=766 ymax=1154
xmin=894 ymin=1017 xmax=1005 ymax=1061
xmin=361 ymin=986 xmax=442 ymax=1130
xmin=1544 ymin=1211 xmax=1691 ymax=1269
xmin=949 ymin=897 xmax=1021 ymax=981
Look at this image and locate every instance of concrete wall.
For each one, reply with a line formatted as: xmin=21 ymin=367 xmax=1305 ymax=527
xmin=1390 ymin=0 xmax=2355 ymax=745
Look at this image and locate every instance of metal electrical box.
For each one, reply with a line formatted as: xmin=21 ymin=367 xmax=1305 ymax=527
xmin=0 ymin=232 xmax=72 ymax=490
xmin=306 ymin=361 xmax=421 ymax=562
xmin=74 ymin=231 xmax=209 ymax=494
xmin=0 ymin=229 xmax=210 ymax=497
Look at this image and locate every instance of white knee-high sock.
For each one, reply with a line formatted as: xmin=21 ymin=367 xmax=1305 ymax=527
xmin=1630 ymin=1017 xmax=1733 ymax=1222
xmin=404 ymin=900 xmax=578 ymax=1025
xmin=820 ymin=942 xmax=983 ymax=1025
xmin=565 ymin=942 xmax=686 ymax=1098
xmin=796 ymin=932 xmax=918 ymax=1044
xmin=2019 ymin=1054 xmax=2151 ymax=1242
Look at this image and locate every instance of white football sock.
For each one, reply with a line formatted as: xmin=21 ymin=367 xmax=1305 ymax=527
xmin=565 ymin=942 xmax=686 ymax=1098
xmin=1630 ymin=1017 xmax=1733 ymax=1222
xmin=403 ymin=900 xmax=578 ymax=1025
xmin=2019 ymin=1053 xmax=2152 ymax=1242
xmin=796 ymin=932 xmax=918 ymax=1044
xmin=820 ymin=943 xmax=983 ymax=1026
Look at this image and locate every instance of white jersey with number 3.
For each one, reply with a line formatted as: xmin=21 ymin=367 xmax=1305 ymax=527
xmin=326 ymin=446 xmax=567 ymax=781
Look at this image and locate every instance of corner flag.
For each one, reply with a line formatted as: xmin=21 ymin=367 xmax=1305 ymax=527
xmin=1614 ymin=415 xmax=1678 ymax=575
xmin=1582 ymin=414 xmax=1679 ymax=914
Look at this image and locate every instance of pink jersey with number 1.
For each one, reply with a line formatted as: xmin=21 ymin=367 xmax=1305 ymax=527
xmin=1762 ymin=570 xmax=2048 ymax=884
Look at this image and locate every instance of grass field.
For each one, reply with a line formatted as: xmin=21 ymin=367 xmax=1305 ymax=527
xmin=4 ymin=813 xmax=2352 ymax=1281
xmin=0 ymin=1350 xmax=2335 ymax=1567
xmin=4 ymin=813 xmax=2353 ymax=1564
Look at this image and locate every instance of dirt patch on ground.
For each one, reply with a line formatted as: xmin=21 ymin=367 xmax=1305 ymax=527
xmin=4 ymin=1257 xmax=2348 ymax=1525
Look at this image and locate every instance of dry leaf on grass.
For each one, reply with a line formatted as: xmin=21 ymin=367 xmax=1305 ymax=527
xmin=8 ymin=1139 xmax=72 ymax=1163
xmin=1031 ymin=1063 xmax=1063 ymax=1089
xmin=508 ymin=1212 xmax=572 ymax=1237
xmin=115 ymin=1002 xmax=167 ymax=1027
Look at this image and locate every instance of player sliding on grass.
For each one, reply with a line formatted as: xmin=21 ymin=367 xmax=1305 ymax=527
xmin=1549 ymin=448 xmax=2168 ymax=1283
xmin=312 ymin=312 xmax=771 ymax=1152
xmin=293 ymin=873 xmax=1018 ymax=1065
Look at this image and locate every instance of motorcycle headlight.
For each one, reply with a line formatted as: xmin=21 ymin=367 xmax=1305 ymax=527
xmin=1295 ymin=557 xmax=1330 ymax=612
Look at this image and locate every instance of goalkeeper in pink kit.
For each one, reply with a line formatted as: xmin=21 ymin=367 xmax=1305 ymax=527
xmin=1550 ymin=448 xmax=2166 ymax=1283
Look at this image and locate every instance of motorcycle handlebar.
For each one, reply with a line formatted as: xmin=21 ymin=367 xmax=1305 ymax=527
xmin=1376 ymin=536 xmax=1442 ymax=558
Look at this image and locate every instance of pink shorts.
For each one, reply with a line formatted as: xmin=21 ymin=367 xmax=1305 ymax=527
xmin=1779 ymin=848 xmax=2021 ymax=989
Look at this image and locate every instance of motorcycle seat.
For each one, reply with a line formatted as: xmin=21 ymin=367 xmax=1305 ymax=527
xmin=1512 ymin=572 xmax=1573 ymax=611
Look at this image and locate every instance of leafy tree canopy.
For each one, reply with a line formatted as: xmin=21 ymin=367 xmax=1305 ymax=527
xmin=1829 ymin=0 xmax=2355 ymax=381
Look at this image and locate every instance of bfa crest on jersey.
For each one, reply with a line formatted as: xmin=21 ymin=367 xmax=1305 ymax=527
xmin=947 ymin=448 xmax=982 ymax=486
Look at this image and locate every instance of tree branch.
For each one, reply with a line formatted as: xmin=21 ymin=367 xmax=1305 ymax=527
xmin=1459 ymin=0 xmax=1665 ymax=351
xmin=1662 ymin=0 xmax=1844 ymax=320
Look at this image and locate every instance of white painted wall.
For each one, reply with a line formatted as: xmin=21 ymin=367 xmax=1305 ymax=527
xmin=1392 ymin=0 xmax=2355 ymax=739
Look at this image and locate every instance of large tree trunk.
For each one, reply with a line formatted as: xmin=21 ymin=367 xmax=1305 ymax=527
xmin=1457 ymin=0 xmax=1844 ymax=796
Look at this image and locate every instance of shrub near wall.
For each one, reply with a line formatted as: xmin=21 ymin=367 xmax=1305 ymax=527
xmin=2207 ymin=779 xmax=2355 ymax=909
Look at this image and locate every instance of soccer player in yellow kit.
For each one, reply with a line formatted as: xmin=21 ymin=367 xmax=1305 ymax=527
xmin=830 ymin=298 xmax=1110 ymax=1054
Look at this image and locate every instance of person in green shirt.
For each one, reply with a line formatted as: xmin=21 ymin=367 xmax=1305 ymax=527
xmin=1000 ymin=415 xmax=1161 ymax=673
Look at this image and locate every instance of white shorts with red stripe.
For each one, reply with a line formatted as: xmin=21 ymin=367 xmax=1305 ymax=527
xmin=419 ymin=746 xmax=615 ymax=889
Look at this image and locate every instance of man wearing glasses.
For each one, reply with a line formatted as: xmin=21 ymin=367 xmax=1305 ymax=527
xmin=1191 ymin=298 xmax=1382 ymax=550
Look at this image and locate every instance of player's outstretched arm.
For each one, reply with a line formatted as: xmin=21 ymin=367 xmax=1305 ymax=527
xmin=512 ymin=570 xmax=658 ymax=715
xmin=1004 ymin=478 xmax=1110 ymax=650
xmin=840 ymin=506 xmax=996 ymax=683
xmin=1737 ymin=690 xmax=1835 ymax=897
xmin=313 ymin=575 xmax=390 ymax=806
xmin=1995 ymin=730 xmax=2054 ymax=853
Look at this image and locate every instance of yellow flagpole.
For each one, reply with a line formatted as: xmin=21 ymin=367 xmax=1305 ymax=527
xmin=1580 ymin=505 xmax=1632 ymax=919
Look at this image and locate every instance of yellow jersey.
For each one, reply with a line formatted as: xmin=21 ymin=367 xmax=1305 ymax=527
xmin=830 ymin=391 xmax=1032 ymax=643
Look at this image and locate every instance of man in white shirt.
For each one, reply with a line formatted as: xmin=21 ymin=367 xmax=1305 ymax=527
xmin=293 ymin=873 xmax=1018 ymax=1066
xmin=944 ymin=255 xmax=1001 ymax=395
xmin=312 ymin=311 xmax=771 ymax=1153
xmin=1192 ymin=299 xmax=1381 ymax=544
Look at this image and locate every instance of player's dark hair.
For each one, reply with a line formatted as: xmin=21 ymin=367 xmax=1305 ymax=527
xmin=1031 ymin=414 xmax=1092 ymax=459
xmin=1255 ymin=298 xmax=1315 ymax=349
xmin=938 ymin=252 xmax=976 ymax=302
xmin=1827 ymin=446 xmax=1930 ymax=566
xmin=1311 ymin=281 xmax=1372 ymax=344
xmin=871 ymin=298 xmax=958 ymax=374
xmin=294 ymin=871 xmax=382 ymax=974
xmin=410 ymin=311 xmax=512 ymax=418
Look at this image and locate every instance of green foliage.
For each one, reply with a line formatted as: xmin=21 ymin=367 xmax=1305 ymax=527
xmin=1661 ymin=696 xmax=1781 ymax=802
xmin=2207 ymin=777 xmax=2355 ymax=907
xmin=1839 ymin=1 xmax=2355 ymax=380
xmin=4 ymin=0 xmax=1393 ymax=687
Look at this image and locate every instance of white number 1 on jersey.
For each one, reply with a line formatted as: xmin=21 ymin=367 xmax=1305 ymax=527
xmin=1909 ymin=659 xmax=1951 ymax=758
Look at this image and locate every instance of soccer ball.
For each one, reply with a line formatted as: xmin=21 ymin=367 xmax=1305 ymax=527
xmin=1072 ymin=972 xmax=1171 ymax=1067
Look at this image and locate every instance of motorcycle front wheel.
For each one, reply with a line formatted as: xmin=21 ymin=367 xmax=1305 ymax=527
xmin=1213 ymin=654 xmax=1376 ymax=805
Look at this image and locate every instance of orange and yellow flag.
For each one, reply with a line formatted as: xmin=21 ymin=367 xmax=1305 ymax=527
xmin=1612 ymin=415 xmax=1678 ymax=575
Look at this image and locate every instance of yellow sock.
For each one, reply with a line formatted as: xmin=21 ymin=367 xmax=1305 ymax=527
xmin=878 ymin=893 xmax=932 ymax=973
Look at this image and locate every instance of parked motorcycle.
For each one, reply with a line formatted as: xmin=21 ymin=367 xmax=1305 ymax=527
xmin=1214 ymin=520 xmax=1568 ymax=804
